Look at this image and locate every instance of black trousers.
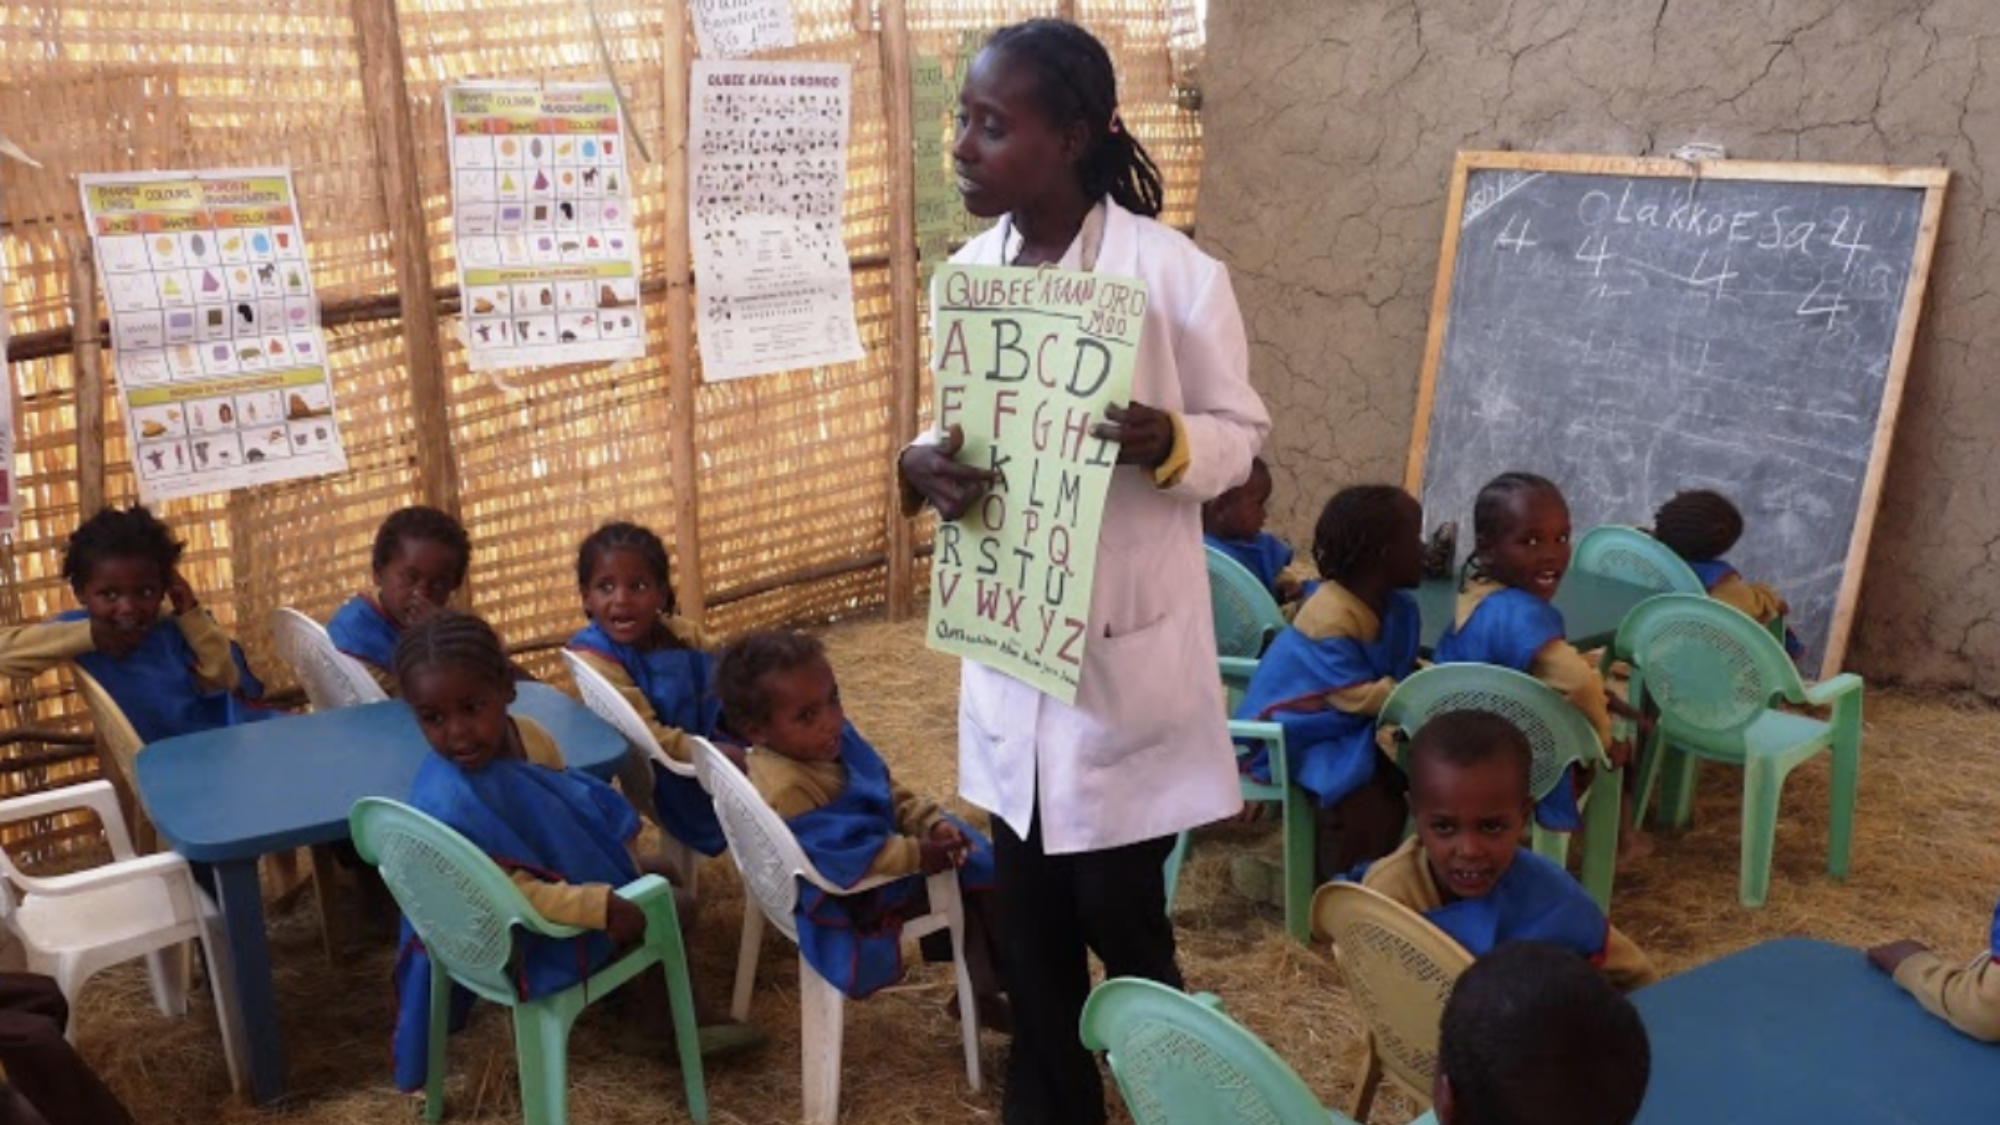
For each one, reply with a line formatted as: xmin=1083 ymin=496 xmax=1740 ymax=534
xmin=0 ymin=974 xmax=133 ymax=1125
xmin=993 ymin=815 xmax=1181 ymax=1125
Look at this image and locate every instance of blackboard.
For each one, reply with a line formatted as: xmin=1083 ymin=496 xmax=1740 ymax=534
xmin=1408 ymin=153 xmax=1947 ymax=678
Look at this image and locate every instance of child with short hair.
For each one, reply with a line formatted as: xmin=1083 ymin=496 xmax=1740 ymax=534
xmin=716 ymin=630 xmax=1006 ymax=1018
xmin=327 ymin=505 xmax=472 ymax=696
xmin=565 ymin=521 xmax=728 ymax=854
xmin=1357 ymin=709 xmax=1657 ymax=991
xmin=1435 ymin=472 xmax=1642 ymax=833
xmin=1868 ymin=891 xmax=2000 ymax=1042
xmin=1203 ymin=457 xmax=1316 ymax=607
xmin=1652 ymin=488 xmax=1805 ymax=660
xmin=0 ymin=505 xmax=272 ymax=741
xmin=1232 ymin=484 xmax=1426 ymax=894
xmin=1433 ymin=941 xmax=1652 ymax=1125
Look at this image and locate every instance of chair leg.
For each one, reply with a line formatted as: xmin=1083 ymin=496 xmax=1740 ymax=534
xmin=1280 ymin=787 xmax=1315 ymax=943
xmin=931 ymin=872 xmax=982 ymax=1093
xmin=1578 ymin=766 xmax=1622 ymax=911
xmin=145 ymin=943 xmax=190 ymax=1018
xmin=648 ymin=899 xmax=709 ymax=1124
xmin=511 ymin=1000 xmax=579 ymax=1125
xmin=1162 ymin=831 xmax=1190 ymax=915
xmin=1827 ymin=703 xmax=1863 ymax=879
xmin=1345 ymin=1038 xmax=1384 ymax=1123
xmin=1739 ymin=756 xmax=1784 ymax=908
xmin=1659 ymin=746 xmax=1699 ymax=829
xmin=798 ymin=954 xmax=846 ymax=1125
xmin=424 ymin=954 xmax=453 ymax=1123
xmin=198 ymin=921 xmax=250 ymax=1094
xmin=731 ymin=899 xmax=764 ymax=1023
xmin=308 ymin=844 xmax=344 ymax=962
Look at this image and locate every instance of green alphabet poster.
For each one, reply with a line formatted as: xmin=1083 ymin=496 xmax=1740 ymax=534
xmin=925 ymin=263 xmax=1149 ymax=702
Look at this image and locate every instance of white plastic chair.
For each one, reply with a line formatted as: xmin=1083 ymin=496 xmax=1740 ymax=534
xmin=268 ymin=606 xmax=389 ymax=710
xmin=0 ymin=780 xmax=247 ymax=1092
xmin=691 ymin=738 xmax=980 ymax=1125
xmin=559 ymin=649 xmax=703 ymax=891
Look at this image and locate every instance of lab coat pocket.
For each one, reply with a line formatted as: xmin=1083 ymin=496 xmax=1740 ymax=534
xmin=1071 ymin=606 xmax=1210 ymax=771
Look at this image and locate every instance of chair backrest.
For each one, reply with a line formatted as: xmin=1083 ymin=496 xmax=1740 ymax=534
xmin=1312 ymin=882 xmax=1472 ymax=1101
xmin=692 ymin=738 xmax=814 ymax=941
xmin=1080 ymin=977 xmax=1351 ymax=1125
xmin=268 ymin=607 xmax=388 ymax=710
xmin=0 ymin=779 xmax=141 ymax=919
xmin=1613 ymin=593 xmax=1806 ymax=744
xmin=349 ymin=796 xmax=574 ymax=1006
xmin=1572 ymin=526 xmax=1705 ymax=595
xmin=1205 ymin=545 xmax=1288 ymax=659
xmin=560 ymin=650 xmax=693 ymax=779
xmin=1378 ymin=663 xmax=1606 ymax=803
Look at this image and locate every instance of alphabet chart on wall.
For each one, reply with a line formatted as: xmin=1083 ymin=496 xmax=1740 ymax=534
xmin=445 ymin=82 xmax=646 ymax=371
xmin=79 ymin=168 xmax=348 ymax=504
xmin=689 ymin=60 xmax=863 ymax=381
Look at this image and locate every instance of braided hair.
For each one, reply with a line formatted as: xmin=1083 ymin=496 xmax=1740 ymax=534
xmin=1465 ymin=471 xmax=1563 ymax=583
xmin=371 ymin=505 xmax=470 ymax=586
xmin=392 ymin=611 xmax=513 ymax=696
xmin=1312 ymin=484 xmax=1416 ymax=585
xmin=575 ymin=520 xmax=676 ymax=614
xmin=715 ymin=630 xmax=826 ymax=731
xmin=62 ymin=505 xmax=184 ymax=591
xmin=1652 ymin=489 xmax=1743 ymax=562
xmin=984 ymin=19 xmax=1165 ymax=218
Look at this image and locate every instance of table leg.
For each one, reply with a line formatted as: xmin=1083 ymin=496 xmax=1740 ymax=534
xmin=215 ymin=856 xmax=287 ymax=1104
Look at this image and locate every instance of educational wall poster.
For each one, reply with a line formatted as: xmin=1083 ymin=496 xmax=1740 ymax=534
xmin=912 ymin=33 xmax=993 ymax=290
xmin=924 ymin=264 xmax=1147 ymax=703
xmin=689 ymin=60 xmax=864 ymax=381
xmin=79 ymin=168 xmax=348 ymax=505
xmin=690 ymin=0 xmax=796 ymax=59
xmin=445 ymin=82 xmax=646 ymax=371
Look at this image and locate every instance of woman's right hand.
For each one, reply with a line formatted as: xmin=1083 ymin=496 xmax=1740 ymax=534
xmin=898 ymin=424 xmax=999 ymax=521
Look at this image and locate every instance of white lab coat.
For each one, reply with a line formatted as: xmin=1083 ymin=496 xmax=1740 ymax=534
xmin=950 ymin=200 xmax=1270 ymax=854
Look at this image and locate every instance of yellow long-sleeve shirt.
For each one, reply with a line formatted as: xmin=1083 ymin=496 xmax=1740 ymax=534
xmin=747 ymin=748 xmax=945 ymax=879
xmin=1893 ymin=950 xmax=2000 ymax=1042
xmin=1709 ymin=572 xmax=1787 ymax=625
xmin=1291 ymin=580 xmax=1401 ymax=716
xmin=0 ymin=612 xmax=240 ymax=692
xmin=1455 ymin=577 xmax=1614 ymax=746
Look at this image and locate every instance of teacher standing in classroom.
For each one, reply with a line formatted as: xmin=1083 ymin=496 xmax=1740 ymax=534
xmin=897 ymin=19 xmax=1269 ymax=1125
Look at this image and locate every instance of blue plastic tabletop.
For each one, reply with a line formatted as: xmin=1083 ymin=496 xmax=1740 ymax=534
xmin=136 ymin=682 xmax=627 ymax=862
xmin=1630 ymin=938 xmax=2000 ymax=1124
xmin=1415 ymin=569 xmax=1654 ymax=654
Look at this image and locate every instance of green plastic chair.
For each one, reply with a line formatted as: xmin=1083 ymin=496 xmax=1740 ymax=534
xmin=349 ymin=798 xmax=708 ymax=1125
xmin=1379 ymin=664 xmax=1622 ymax=910
xmin=1081 ymin=977 xmax=1363 ymax=1125
xmin=1610 ymin=593 xmax=1863 ymax=907
xmin=1206 ymin=545 xmax=1288 ymax=659
xmin=1163 ymin=657 xmax=1315 ymax=942
xmin=1572 ymin=526 xmax=1706 ymax=595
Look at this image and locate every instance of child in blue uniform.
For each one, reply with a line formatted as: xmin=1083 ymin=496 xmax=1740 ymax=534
xmin=565 ymin=521 xmax=728 ymax=857
xmin=1434 ymin=472 xmax=1642 ymax=834
xmin=328 ymin=506 xmax=472 ymax=696
xmin=1355 ymin=709 xmax=1657 ymax=991
xmin=1652 ymin=489 xmax=1806 ymax=661
xmin=1232 ymin=485 xmax=1426 ymax=892
xmin=0 ymin=505 xmax=273 ymax=742
xmin=717 ymin=630 xmax=1006 ymax=1022
xmin=1203 ymin=457 xmax=1315 ymax=608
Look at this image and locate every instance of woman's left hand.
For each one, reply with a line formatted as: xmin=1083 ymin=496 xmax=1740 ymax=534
xmin=1092 ymin=402 xmax=1174 ymax=469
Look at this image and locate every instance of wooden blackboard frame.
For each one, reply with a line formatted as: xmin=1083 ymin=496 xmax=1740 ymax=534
xmin=1406 ymin=151 xmax=1949 ymax=679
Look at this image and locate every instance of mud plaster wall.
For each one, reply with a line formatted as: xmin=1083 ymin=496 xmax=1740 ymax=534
xmin=1197 ymin=0 xmax=2000 ymax=691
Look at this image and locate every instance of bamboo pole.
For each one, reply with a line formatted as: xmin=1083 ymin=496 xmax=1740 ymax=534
xmin=351 ymin=0 xmax=460 ymax=518
xmin=65 ymin=234 xmax=104 ymax=518
xmin=878 ymin=0 xmax=921 ymax=620
xmin=663 ymin=1 xmax=705 ymax=621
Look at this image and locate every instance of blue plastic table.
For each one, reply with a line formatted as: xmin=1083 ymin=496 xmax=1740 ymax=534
xmin=1631 ymin=938 xmax=2000 ymax=1124
xmin=135 ymin=683 xmax=627 ymax=1106
xmin=1415 ymin=570 xmax=1655 ymax=654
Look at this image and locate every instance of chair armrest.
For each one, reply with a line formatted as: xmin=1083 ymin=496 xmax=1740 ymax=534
xmin=0 ymin=781 xmax=135 ymax=860
xmin=1219 ymin=656 xmax=1258 ymax=688
xmin=10 ymin=852 xmax=193 ymax=899
xmin=1227 ymin=719 xmax=1282 ymax=746
xmin=1802 ymin=673 xmax=1864 ymax=707
xmin=1191 ymin=991 xmax=1225 ymax=1011
xmin=615 ymin=872 xmax=674 ymax=907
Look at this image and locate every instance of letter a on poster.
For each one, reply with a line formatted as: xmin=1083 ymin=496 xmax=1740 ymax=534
xmin=924 ymin=264 xmax=1147 ymax=703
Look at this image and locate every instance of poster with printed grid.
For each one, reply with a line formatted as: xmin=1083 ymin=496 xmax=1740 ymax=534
xmin=79 ymin=168 xmax=347 ymax=504
xmin=446 ymin=82 xmax=646 ymax=371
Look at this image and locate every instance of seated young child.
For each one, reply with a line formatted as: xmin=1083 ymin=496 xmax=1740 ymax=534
xmin=328 ymin=505 xmax=472 ymax=696
xmin=565 ymin=521 xmax=728 ymax=856
xmin=1203 ymin=456 xmax=1316 ymax=608
xmin=1432 ymin=941 xmax=1652 ymax=1125
xmin=0 ymin=505 xmax=273 ymax=742
xmin=388 ymin=611 xmax=649 ymax=1091
xmin=1355 ymin=709 xmax=1658 ymax=991
xmin=1232 ymin=485 xmax=1426 ymax=893
xmin=716 ymin=630 xmax=1006 ymax=1019
xmin=1652 ymin=488 xmax=1805 ymax=660
xmin=1868 ymin=889 xmax=2000 ymax=1041
xmin=1434 ymin=472 xmax=1643 ymax=834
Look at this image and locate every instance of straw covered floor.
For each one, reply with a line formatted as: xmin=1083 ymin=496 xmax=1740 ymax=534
xmin=32 ymin=614 xmax=2000 ymax=1125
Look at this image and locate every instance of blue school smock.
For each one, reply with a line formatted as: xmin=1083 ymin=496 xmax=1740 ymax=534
xmin=1421 ymin=847 xmax=1609 ymax=962
xmin=391 ymin=748 xmax=639 ymax=1092
xmin=1233 ymin=589 xmax=1420 ymax=807
xmin=1205 ymin=531 xmax=1295 ymax=596
xmin=326 ymin=594 xmax=400 ymax=677
xmin=565 ymin=621 xmax=726 ymax=855
xmin=786 ymin=724 xmax=994 ymax=1000
xmin=59 ymin=609 xmax=278 ymax=743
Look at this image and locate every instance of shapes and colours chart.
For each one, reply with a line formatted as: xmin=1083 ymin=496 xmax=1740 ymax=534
xmin=446 ymin=82 xmax=646 ymax=370
xmin=79 ymin=168 xmax=348 ymax=504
